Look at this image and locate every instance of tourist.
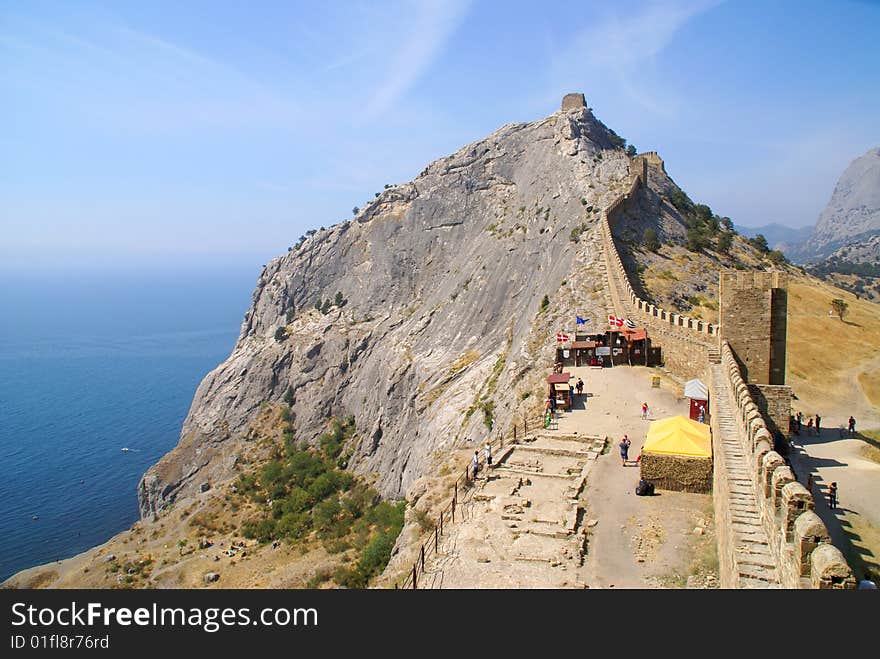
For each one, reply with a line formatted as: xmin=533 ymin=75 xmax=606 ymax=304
xmin=815 ymin=414 xmax=821 ymax=435
xmin=858 ymin=571 xmax=878 ymax=589
xmin=807 ymin=417 xmax=814 ymax=435
xmin=485 ymin=442 xmax=492 ymax=469
xmin=806 ymin=473 xmax=813 ymax=492
xmin=698 ymin=405 xmax=706 ymax=424
xmin=828 ymin=482 xmax=838 ymax=510
xmin=641 ymin=402 xmax=649 ymax=420
xmin=848 ymin=416 xmax=856 ymax=436
xmin=576 ymin=378 xmax=584 ymax=397
xmin=472 ymin=451 xmax=480 ymax=480
xmin=619 ymin=435 xmax=631 ymax=466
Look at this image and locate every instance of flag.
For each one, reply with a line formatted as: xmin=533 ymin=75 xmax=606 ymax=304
xmin=556 ymin=332 xmax=570 ymax=343
xmin=576 ymin=316 xmax=587 ymax=325
xmin=624 ymin=318 xmax=636 ymax=329
xmin=608 ymin=314 xmax=616 ymax=325
xmin=615 ymin=317 xmax=624 ymax=327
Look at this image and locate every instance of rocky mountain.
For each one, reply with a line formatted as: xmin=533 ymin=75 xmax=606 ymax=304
xmin=138 ymin=94 xmax=664 ymax=518
xmin=795 ymin=146 xmax=880 ymax=263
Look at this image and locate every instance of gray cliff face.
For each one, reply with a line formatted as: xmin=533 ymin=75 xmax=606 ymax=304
xmin=799 ymin=146 xmax=880 ymax=263
xmin=138 ymin=104 xmax=640 ymax=518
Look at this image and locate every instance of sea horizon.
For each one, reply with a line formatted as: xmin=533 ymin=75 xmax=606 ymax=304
xmin=0 ymin=263 xmax=260 ymax=581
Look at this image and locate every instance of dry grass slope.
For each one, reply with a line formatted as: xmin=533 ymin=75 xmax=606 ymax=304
xmin=787 ymin=275 xmax=880 ymax=428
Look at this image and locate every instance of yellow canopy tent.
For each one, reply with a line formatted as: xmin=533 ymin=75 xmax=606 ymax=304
xmin=643 ymin=415 xmax=711 ymax=458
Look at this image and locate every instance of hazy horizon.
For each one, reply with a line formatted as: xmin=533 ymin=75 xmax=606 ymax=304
xmin=3 ymin=0 xmax=879 ymax=271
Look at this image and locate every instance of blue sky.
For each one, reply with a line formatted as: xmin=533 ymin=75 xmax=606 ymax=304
xmin=2 ymin=0 xmax=878 ymax=270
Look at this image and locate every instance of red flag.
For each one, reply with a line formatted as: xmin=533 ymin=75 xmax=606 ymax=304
xmin=556 ymin=332 xmax=569 ymax=343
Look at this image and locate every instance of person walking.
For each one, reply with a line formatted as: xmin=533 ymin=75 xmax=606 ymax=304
xmin=807 ymin=417 xmax=814 ymax=435
xmin=641 ymin=402 xmax=649 ymax=420
xmin=576 ymin=378 xmax=584 ymax=397
xmin=619 ymin=435 xmax=631 ymax=466
xmin=828 ymin=482 xmax=838 ymax=510
xmin=848 ymin=416 xmax=856 ymax=437
xmin=484 ymin=442 xmax=492 ymax=470
xmin=472 ymin=450 xmax=480 ymax=480
xmin=815 ymin=414 xmax=821 ymax=435
xmin=698 ymin=404 xmax=706 ymax=424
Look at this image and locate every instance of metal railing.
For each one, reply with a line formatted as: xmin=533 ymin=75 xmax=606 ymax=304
xmin=395 ymin=415 xmax=544 ymax=589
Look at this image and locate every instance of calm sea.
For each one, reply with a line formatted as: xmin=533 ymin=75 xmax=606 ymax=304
xmin=0 ymin=266 xmax=258 ymax=581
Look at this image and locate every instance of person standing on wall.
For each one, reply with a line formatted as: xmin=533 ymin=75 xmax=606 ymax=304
xmin=815 ymin=414 xmax=822 ymax=435
xmin=848 ymin=416 xmax=856 ymax=437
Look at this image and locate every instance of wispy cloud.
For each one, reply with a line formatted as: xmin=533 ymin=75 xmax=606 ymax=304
xmin=547 ymin=0 xmax=722 ymax=116
xmin=363 ymin=0 xmax=470 ymax=119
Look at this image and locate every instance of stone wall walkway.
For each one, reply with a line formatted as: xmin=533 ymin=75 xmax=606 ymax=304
xmin=710 ymin=363 xmax=781 ymax=588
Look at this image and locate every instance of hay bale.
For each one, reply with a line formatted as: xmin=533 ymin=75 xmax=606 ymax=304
xmin=639 ymin=452 xmax=712 ymax=493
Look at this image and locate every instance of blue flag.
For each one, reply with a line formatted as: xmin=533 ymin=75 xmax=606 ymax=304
xmin=576 ymin=316 xmax=587 ymax=324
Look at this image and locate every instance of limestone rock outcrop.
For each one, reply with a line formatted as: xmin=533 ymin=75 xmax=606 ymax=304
xmin=137 ymin=98 xmax=667 ymax=518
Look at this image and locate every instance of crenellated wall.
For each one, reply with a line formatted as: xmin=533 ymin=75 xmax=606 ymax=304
xmin=718 ymin=341 xmax=855 ymax=588
xmin=596 ymin=155 xmax=856 ymax=588
xmin=598 ymin=158 xmax=718 ymax=378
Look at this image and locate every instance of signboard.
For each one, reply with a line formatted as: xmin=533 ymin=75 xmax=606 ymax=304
xmin=613 ymin=348 xmax=623 ymax=356
xmin=652 ymin=376 xmax=661 ymax=388
xmin=596 ymin=346 xmax=611 ymax=356
xmin=562 ymin=350 xmax=570 ymax=359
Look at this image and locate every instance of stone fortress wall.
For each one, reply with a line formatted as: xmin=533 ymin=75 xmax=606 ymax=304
xmin=592 ymin=136 xmax=855 ymax=588
xmin=716 ymin=342 xmax=854 ymax=588
xmin=598 ymin=154 xmax=717 ymax=380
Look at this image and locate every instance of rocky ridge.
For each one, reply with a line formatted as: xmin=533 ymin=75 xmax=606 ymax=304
xmin=139 ymin=98 xmax=670 ymax=519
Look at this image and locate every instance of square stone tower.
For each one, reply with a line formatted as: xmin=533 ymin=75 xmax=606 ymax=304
xmin=719 ymin=270 xmax=788 ymax=385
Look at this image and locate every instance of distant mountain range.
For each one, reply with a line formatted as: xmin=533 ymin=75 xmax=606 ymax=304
xmin=735 ymin=222 xmax=813 ymax=253
xmin=738 ymin=147 xmax=879 ymax=269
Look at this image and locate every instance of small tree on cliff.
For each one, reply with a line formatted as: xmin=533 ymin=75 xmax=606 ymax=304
xmin=643 ymin=228 xmax=660 ymax=252
xmin=831 ymin=298 xmax=849 ymax=322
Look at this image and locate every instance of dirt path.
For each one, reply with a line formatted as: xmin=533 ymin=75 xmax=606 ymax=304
xmin=789 ymin=427 xmax=880 ymax=581
xmin=563 ymin=365 xmax=717 ymax=588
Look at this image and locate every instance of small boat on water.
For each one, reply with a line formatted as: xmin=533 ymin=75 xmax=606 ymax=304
xmin=31 ymin=515 xmax=39 ymax=520
xmin=121 ymin=447 xmax=130 ymax=452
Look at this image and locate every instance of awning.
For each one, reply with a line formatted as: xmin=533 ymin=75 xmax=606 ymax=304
xmin=643 ymin=415 xmax=712 ymax=458
xmin=622 ymin=328 xmax=647 ymax=341
xmin=684 ymin=379 xmax=708 ymax=400
xmin=547 ymin=373 xmax=571 ymax=384
xmin=572 ymin=340 xmax=596 ymax=349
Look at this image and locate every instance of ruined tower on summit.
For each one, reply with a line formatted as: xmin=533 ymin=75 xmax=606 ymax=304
xmin=561 ymin=93 xmax=587 ymax=111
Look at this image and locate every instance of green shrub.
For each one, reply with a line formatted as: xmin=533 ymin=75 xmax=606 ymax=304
xmin=643 ymin=228 xmax=660 ymax=252
xmin=540 ymin=294 xmax=550 ymax=312
xmin=283 ymin=386 xmax=295 ymax=406
xmin=274 ymin=327 xmax=288 ymax=342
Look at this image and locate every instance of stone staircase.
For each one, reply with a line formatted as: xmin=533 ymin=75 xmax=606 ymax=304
xmin=710 ymin=363 xmax=781 ymax=588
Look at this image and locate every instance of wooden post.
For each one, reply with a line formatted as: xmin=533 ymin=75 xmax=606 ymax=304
xmin=421 ymin=544 xmax=425 ymax=571
xmin=435 ymin=526 xmax=438 ymax=552
xmin=412 ymin=565 xmax=417 ymax=589
xmin=514 ymin=425 xmax=517 ymax=443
